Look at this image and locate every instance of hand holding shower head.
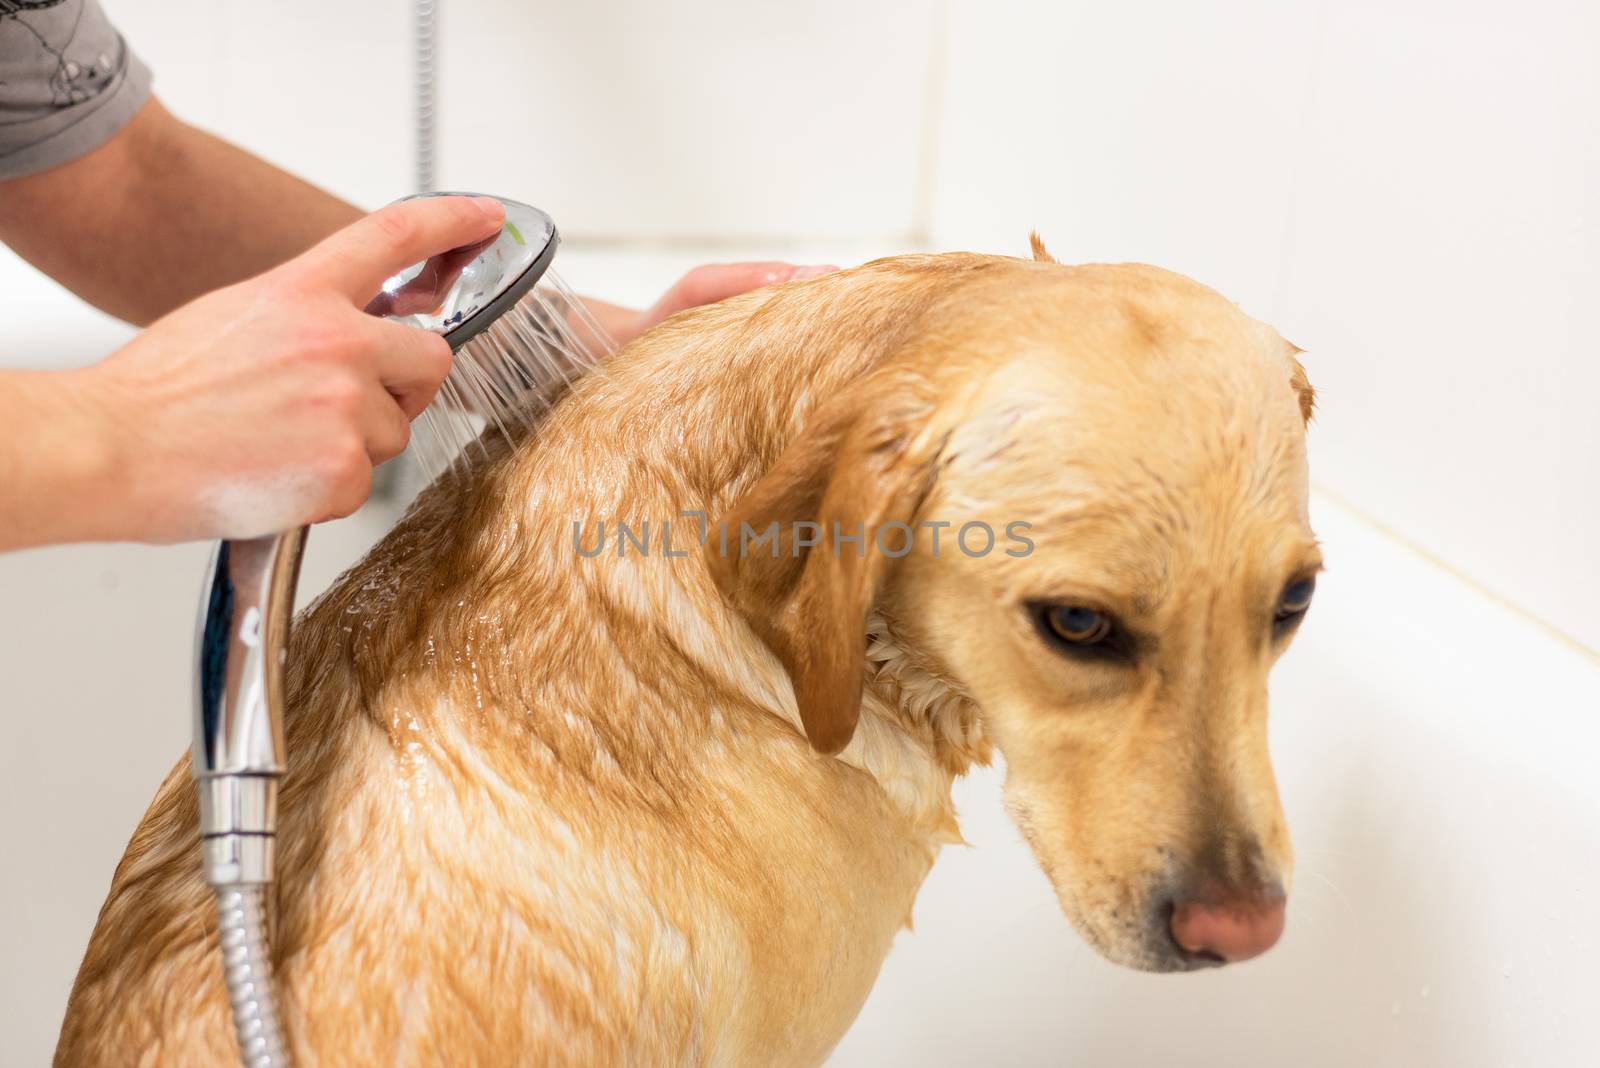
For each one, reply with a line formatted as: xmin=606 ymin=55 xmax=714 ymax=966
xmin=366 ymin=195 xmax=558 ymax=345
xmin=367 ymin=194 xmax=613 ymax=474
xmin=193 ymin=194 xmax=603 ymax=1068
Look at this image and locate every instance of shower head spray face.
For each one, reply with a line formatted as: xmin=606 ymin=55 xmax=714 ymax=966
xmin=365 ymin=193 xmax=612 ymax=476
xmin=365 ymin=194 xmax=559 ymax=350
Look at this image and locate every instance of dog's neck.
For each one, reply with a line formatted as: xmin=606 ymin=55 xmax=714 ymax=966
xmin=563 ymin=264 xmax=993 ymax=839
xmin=853 ymin=612 xmax=988 ymax=842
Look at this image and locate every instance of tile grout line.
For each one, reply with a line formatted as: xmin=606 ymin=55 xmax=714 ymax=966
xmin=1311 ymin=481 xmax=1599 ymax=666
xmin=908 ymin=0 xmax=952 ymax=250
xmin=1267 ymin=0 xmax=1330 ymax=323
xmin=561 ymin=235 xmax=917 ymax=255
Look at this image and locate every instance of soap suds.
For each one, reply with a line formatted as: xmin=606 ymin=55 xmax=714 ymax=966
xmin=197 ymin=472 xmax=325 ymax=540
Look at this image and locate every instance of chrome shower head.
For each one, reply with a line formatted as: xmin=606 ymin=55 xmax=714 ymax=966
xmin=364 ymin=193 xmax=611 ymax=476
xmin=364 ymin=194 xmax=559 ymax=350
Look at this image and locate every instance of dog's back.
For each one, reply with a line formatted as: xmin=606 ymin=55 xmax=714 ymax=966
xmin=56 ymin=257 xmax=972 ymax=1066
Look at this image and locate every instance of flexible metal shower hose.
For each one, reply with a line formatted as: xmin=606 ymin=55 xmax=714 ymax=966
xmin=415 ymin=0 xmax=437 ymax=193
xmin=213 ymin=14 xmax=435 ymax=1065
xmin=215 ymin=885 xmax=289 ymax=1068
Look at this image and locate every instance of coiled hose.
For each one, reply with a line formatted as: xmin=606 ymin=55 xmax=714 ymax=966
xmin=214 ymin=885 xmax=289 ymax=1068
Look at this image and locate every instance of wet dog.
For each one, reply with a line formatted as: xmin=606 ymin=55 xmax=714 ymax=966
xmin=59 ymin=242 xmax=1317 ymax=1065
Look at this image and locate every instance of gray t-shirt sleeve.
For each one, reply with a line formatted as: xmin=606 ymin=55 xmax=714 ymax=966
xmin=0 ymin=0 xmax=151 ymax=180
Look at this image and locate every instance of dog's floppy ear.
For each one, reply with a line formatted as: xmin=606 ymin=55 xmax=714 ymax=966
xmin=707 ymin=375 xmax=944 ymax=755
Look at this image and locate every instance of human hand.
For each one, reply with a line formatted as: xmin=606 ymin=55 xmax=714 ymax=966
xmin=578 ymin=262 xmax=838 ymax=348
xmin=64 ymin=196 xmax=505 ymax=543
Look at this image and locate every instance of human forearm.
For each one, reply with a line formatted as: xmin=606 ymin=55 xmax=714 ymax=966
xmin=0 ymin=197 xmax=506 ymax=550
xmin=0 ymin=97 xmax=361 ymax=326
xmin=0 ymin=369 xmax=123 ymax=551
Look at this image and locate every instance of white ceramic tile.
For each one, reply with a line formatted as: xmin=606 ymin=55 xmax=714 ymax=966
xmin=931 ymin=0 xmax=1599 ymax=648
xmin=107 ymin=1 xmax=227 ymax=130
xmin=99 ymin=2 xmax=940 ymax=237
xmin=930 ymin=0 xmax=1319 ymax=313
xmin=208 ymin=0 xmax=414 ymax=207
xmin=435 ymin=0 xmax=937 ymax=243
xmin=1276 ymin=0 xmax=1600 ymax=649
xmin=112 ymin=0 xmax=413 ymax=208
xmin=831 ymin=491 xmax=1600 ymax=1066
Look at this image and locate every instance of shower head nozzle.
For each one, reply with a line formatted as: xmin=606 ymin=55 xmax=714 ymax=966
xmin=364 ymin=193 xmax=559 ymax=351
xmin=363 ymin=192 xmax=611 ymax=478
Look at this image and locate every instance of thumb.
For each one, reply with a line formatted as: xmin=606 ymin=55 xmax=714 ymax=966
xmin=294 ymin=195 xmax=506 ymax=305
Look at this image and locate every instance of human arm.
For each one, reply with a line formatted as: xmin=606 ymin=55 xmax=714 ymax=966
xmin=0 ymin=196 xmax=503 ymax=551
xmin=0 ymin=97 xmax=362 ymax=326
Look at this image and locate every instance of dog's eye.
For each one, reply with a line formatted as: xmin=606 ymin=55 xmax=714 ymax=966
xmin=1274 ymin=576 xmax=1316 ymax=632
xmin=1028 ymin=602 xmax=1135 ymax=664
xmin=1044 ymin=605 xmax=1112 ymax=645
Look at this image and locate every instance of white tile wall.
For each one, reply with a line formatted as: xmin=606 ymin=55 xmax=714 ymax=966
xmin=113 ymin=1 xmax=414 ymax=207
xmin=931 ymin=0 xmax=1317 ymax=311
xmin=115 ymin=0 xmax=941 ymax=237
xmin=1275 ymin=0 xmax=1600 ymax=651
xmin=929 ymin=0 xmax=1599 ymax=649
xmin=433 ymin=0 xmax=938 ymax=244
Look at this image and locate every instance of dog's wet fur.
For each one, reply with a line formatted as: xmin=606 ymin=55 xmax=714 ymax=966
xmin=58 ymin=243 xmax=1316 ymax=1065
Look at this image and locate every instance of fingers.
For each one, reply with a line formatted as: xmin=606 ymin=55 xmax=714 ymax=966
xmin=301 ymin=369 xmax=407 ymax=525
xmin=362 ymin=234 xmax=498 ymax=318
xmin=569 ymin=296 xmax=638 ymax=347
xmin=658 ymin=262 xmax=838 ymax=317
xmin=365 ymin=318 xmax=453 ymax=419
xmin=296 ymin=195 xmax=506 ymax=305
xmin=623 ymin=262 xmax=839 ymax=342
xmin=591 ymin=261 xmax=842 ymax=347
xmin=318 ymin=447 xmax=375 ymax=523
xmin=358 ymin=379 xmax=413 ymax=466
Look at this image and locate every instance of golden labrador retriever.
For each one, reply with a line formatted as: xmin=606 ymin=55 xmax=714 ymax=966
xmin=57 ymin=242 xmax=1318 ymax=1065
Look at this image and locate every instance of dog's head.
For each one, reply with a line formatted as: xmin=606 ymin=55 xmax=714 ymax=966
xmin=710 ymin=253 xmax=1317 ymax=972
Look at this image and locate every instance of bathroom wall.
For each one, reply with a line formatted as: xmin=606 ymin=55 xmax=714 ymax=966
xmin=1 ymin=1 xmax=1596 ymax=1065
xmin=927 ymin=0 xmax=1600 ymax=654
